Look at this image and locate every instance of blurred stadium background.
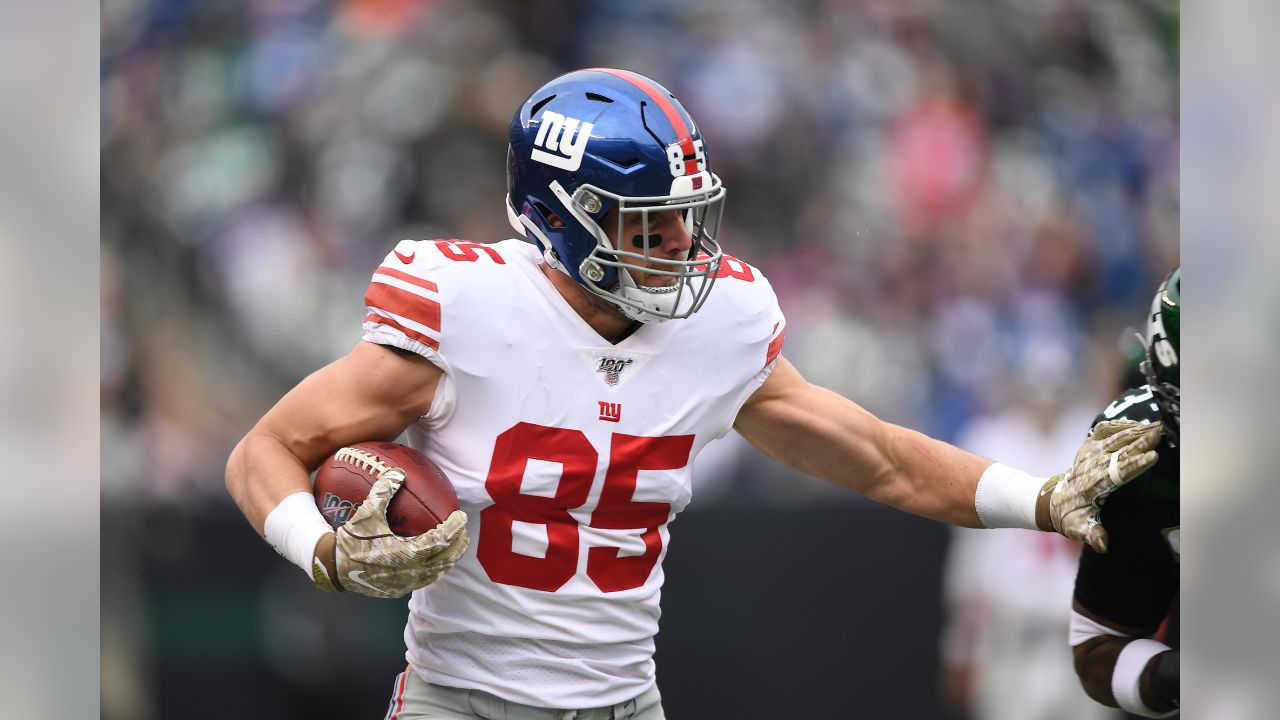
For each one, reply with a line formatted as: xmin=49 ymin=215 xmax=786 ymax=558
xmin=100 ymin=0 xmax=1178 ymax=717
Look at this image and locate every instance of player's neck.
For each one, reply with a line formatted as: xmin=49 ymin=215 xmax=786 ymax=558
xmin=540 ymin=263 xmax=638 ymax=344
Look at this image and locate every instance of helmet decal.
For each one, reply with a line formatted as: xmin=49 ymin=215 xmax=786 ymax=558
xmin=531 ymin=111 xmax=595 ymax=171
xmin=1144 ymin=267 xmax=1180 ymax=387
xmin=667 ymin=138 xmax=706 ymax=177
xmin=1139 ymin=267 xmax=1180 ymax=445
xmin=1148 ymin=290 xmax=1178 ymax=372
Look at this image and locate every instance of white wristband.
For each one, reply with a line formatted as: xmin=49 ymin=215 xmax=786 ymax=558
xmin=1112 ymin=639 xmax=1177 ymax=718
xmin=973 ymin=462 xmax=1042 ymax=530
xmin=263 ymin=492 xmax=334 ymax=579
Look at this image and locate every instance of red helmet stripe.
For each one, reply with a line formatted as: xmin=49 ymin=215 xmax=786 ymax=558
xmin=588 ymin=67 xmax=699 ymax=175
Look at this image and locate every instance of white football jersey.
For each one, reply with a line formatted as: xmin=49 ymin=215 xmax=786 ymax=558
xmin=360 ymin=238 xmax=785 ymax=708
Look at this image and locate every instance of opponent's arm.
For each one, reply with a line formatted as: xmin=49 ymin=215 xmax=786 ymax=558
xmin=1071 ymin=600 xmax=1179 ymax=716
xmin=734 ymin=358 xmax=1160 ymax=544
xmin=226 ymin=341 xmax=456 ymax=595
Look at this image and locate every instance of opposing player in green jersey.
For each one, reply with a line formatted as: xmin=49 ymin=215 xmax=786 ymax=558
xmin=1069 ymin=268 xmax=1180 ymax=717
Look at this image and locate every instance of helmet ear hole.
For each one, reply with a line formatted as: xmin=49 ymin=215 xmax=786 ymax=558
xmin=530 ymin=201 xmax=566 ymax=228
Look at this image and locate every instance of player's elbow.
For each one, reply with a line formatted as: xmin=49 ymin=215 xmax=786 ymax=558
xmin=1073 ymin=640 xmax=1121 ymax=707
xmin=225 ymin=436 xmax=247 ymax=504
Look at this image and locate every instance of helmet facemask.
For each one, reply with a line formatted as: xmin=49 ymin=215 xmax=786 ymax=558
xmin=549 ymin=174 xmax=727 ymax=323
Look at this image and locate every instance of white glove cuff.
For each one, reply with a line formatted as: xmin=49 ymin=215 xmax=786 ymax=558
xmin=973 ymin=462 xmax=1042 ymax=530
xmin=1112 ymin=639 xmax=1177 ymax=718
xmin=264 ymin=491 xmax=334 ymax=578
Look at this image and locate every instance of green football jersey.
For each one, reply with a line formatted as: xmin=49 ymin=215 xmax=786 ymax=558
xmin=1073 ymin=385 xmax=1179 ymax=635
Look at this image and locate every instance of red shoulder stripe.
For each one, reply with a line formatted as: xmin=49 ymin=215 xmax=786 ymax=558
xmin=375 ymin=266 xmax=439 ymax=293
xmin=365 ymin=282 xmax=442 ymax=334
xmin=365 ymin=313 xmax=440 ymax=351
xmin=765 ymin=324 xmax=786 ymax=368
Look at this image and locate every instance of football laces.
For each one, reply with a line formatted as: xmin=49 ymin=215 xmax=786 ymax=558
xmin=335 ymin=447 xmax=393 ymax=478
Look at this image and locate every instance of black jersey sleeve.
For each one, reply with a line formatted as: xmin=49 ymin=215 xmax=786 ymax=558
xmin=1073 ymin=386 xmax=1180 ymax=633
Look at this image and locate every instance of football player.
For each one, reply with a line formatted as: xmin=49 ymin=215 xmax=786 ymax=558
xmin=225 ymin=68 xmax=1162 ymax=719
xmin=1069 ymin=268 xmax=1180 ymax=717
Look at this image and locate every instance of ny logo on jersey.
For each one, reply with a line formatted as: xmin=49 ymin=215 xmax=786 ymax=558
xmin=531 ymin=111 xmax=595 ymax=171
xmin=320 ymin=492 xmax=358 ymax=526
xmin=596 ymin=356 xmax=634 ymax=386
xmin=598 ymin=401 xmax=622 ymax=423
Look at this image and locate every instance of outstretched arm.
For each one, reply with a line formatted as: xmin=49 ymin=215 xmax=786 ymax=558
xmin=734 ymin=356 xmax=1000 ymax=528
xmin=734 ymin=357 xmax=1160 ymax=544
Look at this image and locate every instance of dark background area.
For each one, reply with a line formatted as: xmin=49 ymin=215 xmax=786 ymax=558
xmin=107 ymin=501 xmax=948 ymax=718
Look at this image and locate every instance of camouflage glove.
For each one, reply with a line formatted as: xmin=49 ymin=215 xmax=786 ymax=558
xmin=1041 ymin=419 xmax=1162 ymax=553
xmin=311 ymin=469 xmax=469 ymax=599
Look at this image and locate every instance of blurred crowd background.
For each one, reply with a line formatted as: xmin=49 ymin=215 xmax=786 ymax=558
xmin=100 ymin=0 xmax=1178 ymax=718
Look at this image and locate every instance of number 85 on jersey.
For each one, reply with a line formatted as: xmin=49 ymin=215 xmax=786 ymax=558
xmin=476 ymin=422 xmax=694 ymax=594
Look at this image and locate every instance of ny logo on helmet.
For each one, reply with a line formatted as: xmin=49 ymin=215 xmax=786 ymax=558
xmin=531 ymin=111 xmax=595 ymax=171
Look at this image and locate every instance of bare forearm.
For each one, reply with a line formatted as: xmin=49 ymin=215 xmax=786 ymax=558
xmin=860 ymin=422 xmax=991 ymax=527
xmin=740 ymin=381 xmax=991 ymax=526
xmin=225 ymin=431 xmax=317 ymax=533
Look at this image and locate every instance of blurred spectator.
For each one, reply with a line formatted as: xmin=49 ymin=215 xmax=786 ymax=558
xmin=939 ymin=328 xmax=1119 ymax=720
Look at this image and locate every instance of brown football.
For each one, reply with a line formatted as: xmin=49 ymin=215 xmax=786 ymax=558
xmin=313 ymin=441 xmax=458 ymax=537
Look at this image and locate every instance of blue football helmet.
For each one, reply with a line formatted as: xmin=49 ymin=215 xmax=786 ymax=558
xmin=506 ymin=68 xmax=726 ymax=322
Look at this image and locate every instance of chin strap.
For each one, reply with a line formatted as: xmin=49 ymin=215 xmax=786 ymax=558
xmin=614 ymin=283 xmax=679 ymax=324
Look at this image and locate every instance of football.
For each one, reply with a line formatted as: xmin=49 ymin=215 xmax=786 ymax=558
xmin=313 ymin=441 xmax=458 ymax=537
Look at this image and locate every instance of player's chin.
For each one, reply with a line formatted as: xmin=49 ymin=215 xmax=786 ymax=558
xmin=634 ymin=273 xmax=679 ymax=290
xmin=623 ymin=266 xmax=678 ymax=289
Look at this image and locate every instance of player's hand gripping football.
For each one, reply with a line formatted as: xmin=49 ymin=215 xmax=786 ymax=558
xmin=1037 ymin=419 xmax=1162 ymax=553
xmin=311 ymin=469 xmax=469 ymax=599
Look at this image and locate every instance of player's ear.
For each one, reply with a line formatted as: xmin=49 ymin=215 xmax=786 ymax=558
xmin=545 ymin=211 xmax=567 ymax=229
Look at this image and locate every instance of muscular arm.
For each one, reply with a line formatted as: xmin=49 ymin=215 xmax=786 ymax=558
xmin=1072 ymin=599 xmax=1178 ymax=713
xmin=734 ymin=357 xmax=1026 ymax=528
xmin=225 ymin=341 xmax=444 ymax=533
